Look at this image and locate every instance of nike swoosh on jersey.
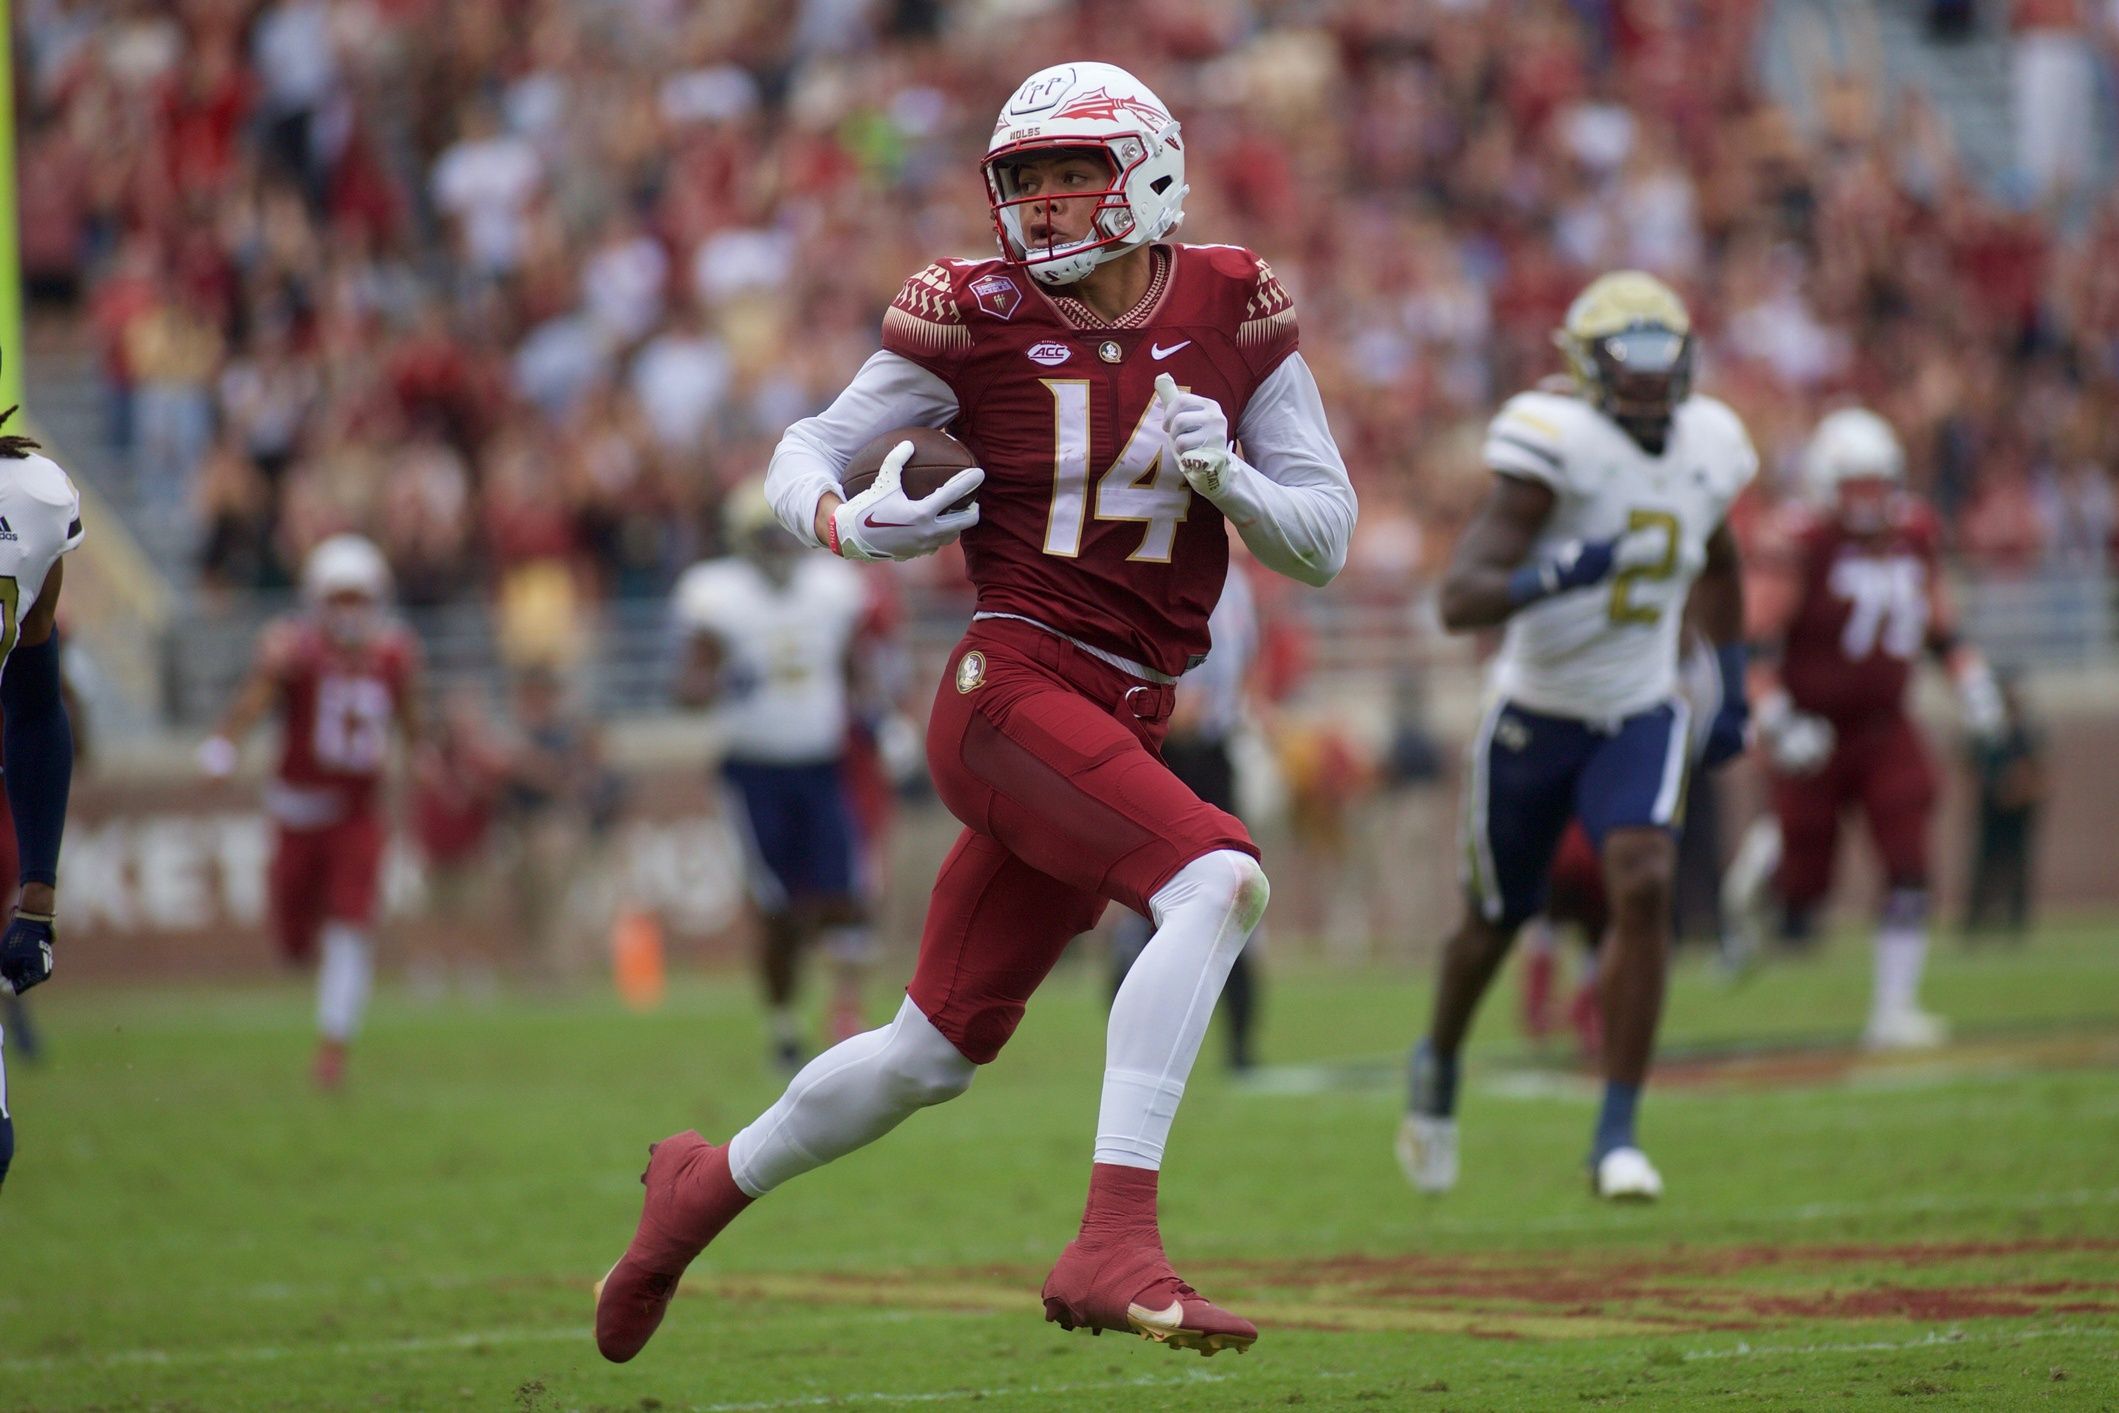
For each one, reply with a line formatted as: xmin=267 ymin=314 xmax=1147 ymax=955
xmin=1150 ymin=340 xmax=1192 ymax=360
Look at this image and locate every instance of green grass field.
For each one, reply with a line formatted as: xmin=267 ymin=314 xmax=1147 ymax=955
xmin=4 ymin=921 xmax=2116 ymax=1411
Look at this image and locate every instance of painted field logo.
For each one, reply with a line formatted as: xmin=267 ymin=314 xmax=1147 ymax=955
xmin=1028 ymin=342 xmax=1072 ymax=367
xmin=955 ymin=651 xmax=987 ymax=694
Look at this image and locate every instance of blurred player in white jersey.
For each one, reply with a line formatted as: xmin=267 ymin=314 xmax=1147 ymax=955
xmin=674 ymin=480 xmax=878 ymax=1071
xmin=1398 ymin=274 xmax=1754 ymax=1202
xmin=1108 ymin=561 xmax=1263 ymax=1072
xmin=0 ymin=403 xmax=85 ymax=1192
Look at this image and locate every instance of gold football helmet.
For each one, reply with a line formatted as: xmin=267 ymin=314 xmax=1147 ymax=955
xmin=1554 ymin=271 xmax=1693 ymax=452
xmin=722 ymin=476 xmax=796 ymax=577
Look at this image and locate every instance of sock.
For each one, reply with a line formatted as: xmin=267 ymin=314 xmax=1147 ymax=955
xmin=727 ymin=995 xmax=975 ymax=1196
xmin=1077 ymin=1161 xmax=1160 ymax=1245
xmin=1592 ymin=1081 xmax=1641 ymax=1161
xmin=1094 ymin=851 xmax=1267 ymax=1169
xmin=316 ymin=923 xmax=374 ymax=1043
xmin=1409 ymin=1038 xmax=1460 ymax=1118
xmin=1874 ymin=888 xmax=1930 ymax=1019
xmin=0 ymin=1024 xmax=12 ymax=1187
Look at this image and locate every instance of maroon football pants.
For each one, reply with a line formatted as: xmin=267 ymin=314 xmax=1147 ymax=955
xmin=1773 ymin=709 xmax=1935 ymax=909
xmin=270 ymin=812 xmax=387 ymax=962
xmin=911 ymin=618 xmax=1257 ymax=1064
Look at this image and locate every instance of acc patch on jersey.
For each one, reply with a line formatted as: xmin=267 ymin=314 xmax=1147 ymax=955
xmin=969 ymin=273 xmax=1021 ymax=320
xmin=955 ymin=650 xmax=987 ymax=694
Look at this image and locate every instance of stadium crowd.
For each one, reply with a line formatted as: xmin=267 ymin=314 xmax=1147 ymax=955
xmin=15 ymin=0 xmax=2119 ymax=609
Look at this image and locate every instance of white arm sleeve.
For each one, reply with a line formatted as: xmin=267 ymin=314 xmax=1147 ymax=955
xmin=1219 ymin=352 xmax=1358 ymax=587
xmin=765 ymin=351 xmax=962 ymax=548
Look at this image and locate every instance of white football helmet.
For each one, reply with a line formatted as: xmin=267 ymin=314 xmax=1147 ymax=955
xmin=1801 ymin=407 xmax=1904 ymax=508
xmin=982 ymin=62 xmax=1188 ymax=287
xmin=302 ymin=533 xmax=391 ymax=603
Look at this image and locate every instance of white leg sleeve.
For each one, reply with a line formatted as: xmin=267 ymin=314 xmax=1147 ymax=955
xmin=727 ymin=994 xmax=975 ymax=1197
xmin=317 ymin=923 xmax=374 ymax=1042
xmin=1873 ymin=888 xmax=1929 ymax=1020
xmin=1095 ymin=850 xmax=1269 ymax=1171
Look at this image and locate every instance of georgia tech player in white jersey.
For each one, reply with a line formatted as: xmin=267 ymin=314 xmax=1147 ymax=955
xmin=673 ymin=481 xmax=878 ymax=1071
xmin=1398 ymin=273 xmax=1754 ymax=1202
xmin=0 ymin=404 xmax=85 ymax=1193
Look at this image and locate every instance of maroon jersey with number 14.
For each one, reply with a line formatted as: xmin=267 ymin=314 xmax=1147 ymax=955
xmin=882 ymin=243 xmax=1299 ymax=676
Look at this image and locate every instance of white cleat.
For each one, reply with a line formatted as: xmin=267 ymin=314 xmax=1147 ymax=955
xmin=1864 ymin=1007 xmax=1949 ymax=1052
xmin=1593 ymin=1146 xmax=1663 ymax=1202
xmin=1396 ymin=1113 xmax=1459 ymax=1194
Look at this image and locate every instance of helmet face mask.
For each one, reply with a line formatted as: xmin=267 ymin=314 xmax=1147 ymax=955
xmin=1834 ymin=477 xmax=1897 ymax=535
xmin=319 ymin=588 xmax=382 ymax=647
xmin=1585 ymin=327 xmax=1694 ymax=452
xmin=984 ymin=63 xmax=1187 ymax=287
xmin=1557 ymin=272 xmax=1694 ymax=455
xmin=983 ymin=146 xmax=1135 ymax=283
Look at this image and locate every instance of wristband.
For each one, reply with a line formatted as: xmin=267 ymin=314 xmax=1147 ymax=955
xmin=1714 ymin=641 xmax=1748 ymax=699
xmin=824 ymin=509 xmax=843 ymax=557
xmin=1507 ymin=563 xmax=1552 ymax=608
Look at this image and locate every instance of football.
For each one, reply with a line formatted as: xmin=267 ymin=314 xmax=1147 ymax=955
xmin=840 ymin=427 xmax=980 ymax=513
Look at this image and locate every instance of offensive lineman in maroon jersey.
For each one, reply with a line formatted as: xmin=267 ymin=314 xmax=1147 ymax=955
xmin=595 ymin=61 xmax=1356 ymax=1361
xmin=201 ymin=535 xmax=423 ymax=1088
xmin=1731 ymin=409 xmax=2002 ymax=1048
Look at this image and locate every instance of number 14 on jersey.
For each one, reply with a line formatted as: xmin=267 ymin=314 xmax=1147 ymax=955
xmin=1040 ymin=380 xmax=1191 ymax=563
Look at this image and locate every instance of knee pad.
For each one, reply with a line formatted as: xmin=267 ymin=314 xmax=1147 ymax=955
xmin=1154 ymin=849 xmax=1270 ymax=935
xmin=877 ymin=998 xmax=977 ymax=1109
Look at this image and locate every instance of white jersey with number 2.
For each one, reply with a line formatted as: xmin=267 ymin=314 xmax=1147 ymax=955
xmin=0 ymin=453 xmax=84 ymax=679
xmin=1482 ymin=390 xmax=1754 ymax=722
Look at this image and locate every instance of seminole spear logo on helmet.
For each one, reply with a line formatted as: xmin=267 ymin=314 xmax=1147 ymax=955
xmin=1554 ymin=271 xmax=1694 ymax=455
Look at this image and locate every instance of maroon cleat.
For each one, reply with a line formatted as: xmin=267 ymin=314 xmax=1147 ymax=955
xmin=1040 ymin=1231 xmax=1257 ymax=1356
xmin=593 ymin=1131 xmax=753 ymax=1362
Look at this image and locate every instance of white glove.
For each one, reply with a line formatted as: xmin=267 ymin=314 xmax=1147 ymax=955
xmin=1956 ymin=660 xmax=2006 ymax=744
xmin=1154 ymin=373 xmax=1233 ymax=500
xmin=198 ymin=735 xmax=239 ymax=778
xmin=1758 ymin=693 xmax=1834 ymax=775
xmin=831 ymin=440 xmax=983 ymax=562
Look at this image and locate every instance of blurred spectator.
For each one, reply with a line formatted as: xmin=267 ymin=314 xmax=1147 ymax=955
xmin=2011 ymin=0 xmax=2101 ymax=209
xmin=409 ymin=687 xmax=510 ymax=996
xmin=497 ymin=665 xmax=622 ymax=980
xmin=1962 ymin=674 xmax=2048 ymax=941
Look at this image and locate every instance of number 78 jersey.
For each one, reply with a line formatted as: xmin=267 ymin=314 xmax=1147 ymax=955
xmin=882 ymin=244 xmax=1301 ymax=676
xmin=1483 ymin=389 xmax=1757 ymax=721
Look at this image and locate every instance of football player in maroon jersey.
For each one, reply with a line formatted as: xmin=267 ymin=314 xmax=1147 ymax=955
xmin=1734 ymin=408 xmax=2003 ymax=1049
xmin=200 ymin=535 xmax=423 ymax=1088
xmin=595 ymin=61 xmax=1355 ymax=1362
